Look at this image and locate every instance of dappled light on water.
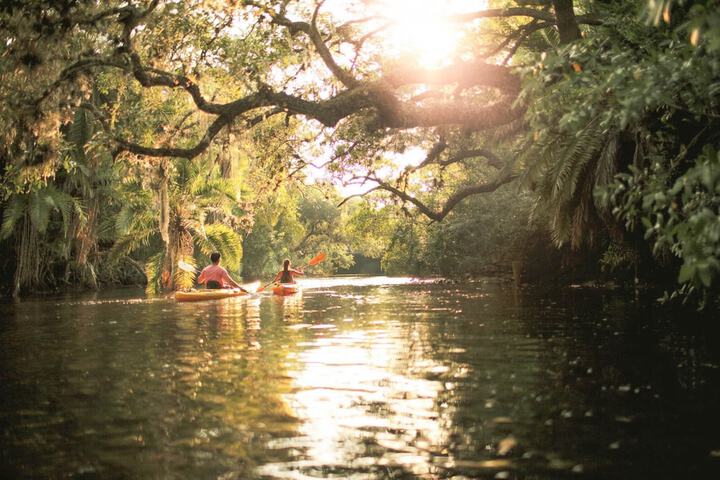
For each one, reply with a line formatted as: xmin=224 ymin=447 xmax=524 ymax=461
xmin=1 ymin=277 xmax=720 ymax=479
xmin=260 ymin=317 xmax=453 ymax=477
xmin=297 ymin=275 xmax=432 ymax=290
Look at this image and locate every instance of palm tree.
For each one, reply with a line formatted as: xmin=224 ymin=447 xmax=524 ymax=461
xmin=521 ymin=116 xmax=620 ymax=250
xmin=109 ymin=156 xmax=244 ymax=293
xmin=59 ymin=105 xmax=120 ymax=289
xmin=0 ymin=185 xmax=84 ymax=297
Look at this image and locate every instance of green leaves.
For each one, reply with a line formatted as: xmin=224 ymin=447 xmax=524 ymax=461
xmin=609 ymin=144 xmax=720 ymax=306
xmin=1 ymin=186 xmax=83 ymax=239
xmin=199 ymin=223 xmax=243 ymax=271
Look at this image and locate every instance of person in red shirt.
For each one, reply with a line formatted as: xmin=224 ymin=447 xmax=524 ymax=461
xmin=197 ymin=252 xmax=245 ymax=290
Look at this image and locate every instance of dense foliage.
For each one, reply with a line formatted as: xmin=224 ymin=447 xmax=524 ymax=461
xmin=0 ymin=0 xmax=718 ymax=309
xmin=523 ymin=0 xmax=720 ymax=304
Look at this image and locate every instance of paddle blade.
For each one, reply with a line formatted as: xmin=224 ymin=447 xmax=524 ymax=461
xmin=308 ymin=252 xmax=326 ymax=266
xmin=177 ymin=259 xmax=197 ymax=273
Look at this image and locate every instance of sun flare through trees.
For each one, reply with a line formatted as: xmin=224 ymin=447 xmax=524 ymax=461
xmin=0 ymin=0 xmax=718 ymax=307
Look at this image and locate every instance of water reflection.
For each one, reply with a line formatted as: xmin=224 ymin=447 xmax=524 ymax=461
xmin=263 ymin=322 xmax=451 ymax=478
xmin=1 ymin=279 xmax=719 ymax=479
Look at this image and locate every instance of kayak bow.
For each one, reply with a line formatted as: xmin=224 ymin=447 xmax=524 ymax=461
xmin=272 ymin=284 xmax=299 ymax=296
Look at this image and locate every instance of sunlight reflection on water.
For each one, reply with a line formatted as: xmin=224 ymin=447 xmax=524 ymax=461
xmin=297 ymin=276 xmax=433 ymax=290
xmin=2 ymin=277 xmax=719 ymax=479
xmin=258 ymin=284 xmax=458 ymax=479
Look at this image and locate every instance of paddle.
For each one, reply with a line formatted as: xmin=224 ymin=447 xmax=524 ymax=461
xmin=177 ymin=260 xmax=198 ymax=273
xmin=256 ymin=252 xmax=326 ymax=293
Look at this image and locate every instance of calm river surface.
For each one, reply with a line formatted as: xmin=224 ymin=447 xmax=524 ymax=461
xmin=1 ymin=277 xmax=719 ymax=479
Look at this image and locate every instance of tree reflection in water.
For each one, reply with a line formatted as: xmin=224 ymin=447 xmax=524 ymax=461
xmin=0 ymin=279 xmax=719 ymax=479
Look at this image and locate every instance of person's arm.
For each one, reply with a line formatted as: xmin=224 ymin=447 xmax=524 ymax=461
xmin=223 ymin=269 xmax=246 ymax=291
xmin=291 ymin=268 xmax=304 ymax=276
xmin=197 ymin=267 xmax=207 ymax=284
xmin=273 ymin=271 xmax=282 ymax=282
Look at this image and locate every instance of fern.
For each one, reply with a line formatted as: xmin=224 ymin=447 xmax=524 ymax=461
xmin=0 ymin=196 xmax=27 ymax=240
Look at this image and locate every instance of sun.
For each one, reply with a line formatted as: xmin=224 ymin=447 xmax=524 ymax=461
xmin=372 ymin=0 xmax=478 ymax=68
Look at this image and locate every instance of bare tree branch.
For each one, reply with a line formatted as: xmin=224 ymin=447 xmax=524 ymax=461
xmin=337 ymin=186 xmax=381 ymax=207
xmin=437 ymin=148 xmax=506 ymax=169
xmin=337 ymin=142 xmax=517 ymax=220
xmin=264 ymin=4 xmax=360 ymax=88
xmin=446 ymin=7 xmax=602 ymax=26
xmin=373 ymin=169 xmax=518 ymax=222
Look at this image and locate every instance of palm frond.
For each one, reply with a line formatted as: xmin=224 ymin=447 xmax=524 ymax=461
xmin=523 ymin=115 xmax=617 ymax=247
xmin=67 ymin=107 xmax=94 ymax=154
xmin=28 ymin=190 xmax=53 ymax=234
xmin=0 ymin=196 xmax=27 ymax=240
xmin=45 ymin=185 xmax=86 ymax=238
xmin=144 ymin=251 xmax=165 ymax=294
xmin=106 ymin=225 xmax=157 ymax=265
xmin=174 ymin=254 xmax=196 ymax=291
xmin=195 ymin=223 xmax=243 ymax=271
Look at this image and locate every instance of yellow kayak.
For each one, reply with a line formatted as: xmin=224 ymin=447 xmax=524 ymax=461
xmin=175 ymin=289 xmax=248 ymax=302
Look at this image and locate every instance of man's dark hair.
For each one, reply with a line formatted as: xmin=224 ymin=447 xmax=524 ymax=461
xmin=210 ymin=252 xmax=221 ymax=264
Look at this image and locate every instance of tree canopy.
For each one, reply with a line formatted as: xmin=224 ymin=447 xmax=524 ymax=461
xmin=1 ymin=0 xmax=719 ymax=307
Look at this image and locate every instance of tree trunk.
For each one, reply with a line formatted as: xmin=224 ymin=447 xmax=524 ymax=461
xmin=13 ymin=215 xmax=40 ymax=298
xmin=552 ymin=0 xmax=582 ymax=44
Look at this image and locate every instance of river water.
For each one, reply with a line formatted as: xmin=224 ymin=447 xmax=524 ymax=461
xmin=1 ymin=277 xmax=719 ymax=479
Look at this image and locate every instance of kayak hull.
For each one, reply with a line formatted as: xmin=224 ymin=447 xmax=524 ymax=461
xmin=272 ymin=284 xmax=299 ymax=296
xmin=175 ymin=289 xmax=248 ymax=302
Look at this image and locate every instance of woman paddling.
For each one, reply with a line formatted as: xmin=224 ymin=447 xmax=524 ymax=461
xmin=273 ymin=259 xmax=304 ymax=284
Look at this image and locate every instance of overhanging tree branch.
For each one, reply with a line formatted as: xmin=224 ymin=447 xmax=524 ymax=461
xmin=373 ymin=169 xmax=518 ymax=222
xmin=263 ymin=2 xmax=360 ymax=88
xmin=446 ymin=7 xmax=601 ymax=26
xmin=35 ymin=1 xmax=527 ymax=171
xmin=53 ymin=1 xmax=525 ymax=161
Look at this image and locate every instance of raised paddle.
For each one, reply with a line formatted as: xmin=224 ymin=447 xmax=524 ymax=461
xmin=256 ymin=252 xmax=326 ymax=293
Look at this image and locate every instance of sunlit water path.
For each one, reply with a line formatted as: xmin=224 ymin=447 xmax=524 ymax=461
xmin=1 ymin=277 xmax=719 ymax=479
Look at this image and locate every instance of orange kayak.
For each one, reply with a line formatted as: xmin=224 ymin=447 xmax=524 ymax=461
xmin=272 ymin=284 xmax=299 ymax=296
xmin=175 ymin=289 xmax=248 ymax=302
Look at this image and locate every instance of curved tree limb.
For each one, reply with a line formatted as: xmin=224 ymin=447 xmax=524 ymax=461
xmin=35 ymin=1 xmax=526 ymax=166
xmin=338 ymin=144 xmax=517 ymax=221
xmin=373 ymin=169 xmax=518 ymax=222
xmin=436 ymin=148 xmax=506 ymax=169
xmin=264 ymin=3 xmax=360 ymax=88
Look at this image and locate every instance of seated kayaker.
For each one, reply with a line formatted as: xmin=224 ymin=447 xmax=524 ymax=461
xmin=197 ymin=252 xmax=245 ymax=291
xmin=273 ymin=259 xmax=304 ymax=284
